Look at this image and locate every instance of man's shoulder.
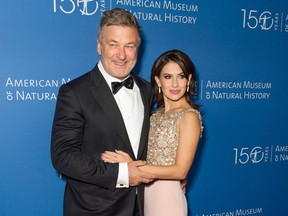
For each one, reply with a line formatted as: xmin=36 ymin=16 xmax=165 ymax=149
xmin=59 ymin=69 xmax=95 ymax=95
xmin=68 ymin=72 xmax=90 ymax=86
xmin=133 ymin=75 xmax=151 ymax=90
xmin=66 ymin=65 xmax=99 ymax=87
xmin=133 ymin=75 xmax=149 ymax=84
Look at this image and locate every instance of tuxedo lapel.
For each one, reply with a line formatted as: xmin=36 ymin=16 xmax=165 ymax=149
xmin=134 ymin=76 xmax=151 ymax=160
xmin=89 ymin=66 xmax=134 ymax=156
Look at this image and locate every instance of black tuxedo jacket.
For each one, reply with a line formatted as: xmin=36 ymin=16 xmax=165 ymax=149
xmin=51 ymin=65 xmax=152 ymax=216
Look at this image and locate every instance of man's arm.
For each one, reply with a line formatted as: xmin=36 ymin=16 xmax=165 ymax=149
xmin=51 ymin=84 xmax=118 ymax=190
xmin=101 ymin=150 xmax=155 ymax=186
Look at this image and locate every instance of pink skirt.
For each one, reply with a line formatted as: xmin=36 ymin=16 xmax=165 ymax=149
xmin=144 ymin=180 xmax=187 ymax=216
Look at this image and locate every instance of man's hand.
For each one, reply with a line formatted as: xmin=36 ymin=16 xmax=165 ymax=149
xmin=128 ymin=160 xmax=155 ymax=186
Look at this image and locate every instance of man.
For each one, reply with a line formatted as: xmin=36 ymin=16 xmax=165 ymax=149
xmin=51 ymin=8 xmax=154 ymax=216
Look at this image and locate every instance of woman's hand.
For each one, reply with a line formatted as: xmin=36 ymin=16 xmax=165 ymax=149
xmin=101 ymin=150 xmax=133 ymax=163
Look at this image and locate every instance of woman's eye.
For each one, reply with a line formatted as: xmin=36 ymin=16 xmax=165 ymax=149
xmin=180 ymin=74 xmax=186 ymax=79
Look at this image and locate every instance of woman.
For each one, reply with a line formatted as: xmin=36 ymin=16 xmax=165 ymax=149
xmin=102 ymin=49 xmax=203 ymax=215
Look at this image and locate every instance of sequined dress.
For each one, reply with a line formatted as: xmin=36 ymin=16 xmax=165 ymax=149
xmin=144 ymin=108 xmax=202 ymax=216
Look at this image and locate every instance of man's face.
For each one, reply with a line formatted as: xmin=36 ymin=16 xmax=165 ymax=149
xmin=97 ymin=25 xmax=139 ymax=80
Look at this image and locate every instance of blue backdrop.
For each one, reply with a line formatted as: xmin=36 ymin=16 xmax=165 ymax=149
xmin=1 ymin=1 xmax=288 ymax=215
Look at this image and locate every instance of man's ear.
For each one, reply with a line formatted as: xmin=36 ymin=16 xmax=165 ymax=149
xmin=97 ymin=41 xmax=101 ymax=55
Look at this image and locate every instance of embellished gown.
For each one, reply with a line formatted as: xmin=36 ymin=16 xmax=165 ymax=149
xmin=144 ymin=108 xmax=202 ymax=216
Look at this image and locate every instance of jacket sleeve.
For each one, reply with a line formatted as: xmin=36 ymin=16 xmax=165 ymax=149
xmin=50 ymin=83 xmax=118 ymax=190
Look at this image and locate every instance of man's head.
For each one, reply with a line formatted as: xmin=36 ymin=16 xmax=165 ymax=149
xmin=97 ymin=8 xmax=141 ymax=80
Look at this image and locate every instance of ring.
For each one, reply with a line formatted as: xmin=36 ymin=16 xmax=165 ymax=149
xmin=112 ymin=160 xmax=115 ymax=163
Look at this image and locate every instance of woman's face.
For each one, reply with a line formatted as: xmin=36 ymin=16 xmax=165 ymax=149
xmin=155 ymin=61 xmax=191 ymax=103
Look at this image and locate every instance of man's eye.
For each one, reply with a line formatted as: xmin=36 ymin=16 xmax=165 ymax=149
xmin=126 ymin=45 xmax=135 ymax=49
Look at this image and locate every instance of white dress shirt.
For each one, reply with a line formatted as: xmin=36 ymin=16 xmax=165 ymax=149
xmin=98 ymin=61 xmax=144 ymax=188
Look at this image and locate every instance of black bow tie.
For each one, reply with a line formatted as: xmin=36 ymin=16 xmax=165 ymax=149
xmin=111 ymin=76 xmax=134 ymax=94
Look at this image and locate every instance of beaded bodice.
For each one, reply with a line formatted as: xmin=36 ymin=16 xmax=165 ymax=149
xmin=146 ymin=108 xmax=202 ymax=166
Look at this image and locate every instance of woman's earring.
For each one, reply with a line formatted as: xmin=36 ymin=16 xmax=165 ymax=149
xmin=158 ymin=86 xmax=161 ymax=93
xmin=186 ymin=85 xmax=190 ymax=92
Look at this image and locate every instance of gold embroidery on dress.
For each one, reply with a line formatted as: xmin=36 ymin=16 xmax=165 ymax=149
xmin=147 ymin=108 xmax=203 ymax=166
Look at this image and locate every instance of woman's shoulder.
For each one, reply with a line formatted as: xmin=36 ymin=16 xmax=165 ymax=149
xmin=181 ymin=108 xmax=204 ymax=137
xmin=179 ymin=108 xmax=201 ymax=122
xmin=184 ymin=108 xmax=202 ymax=118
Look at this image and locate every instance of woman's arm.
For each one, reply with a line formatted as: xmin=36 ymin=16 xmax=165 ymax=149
xmin=102 ymin=111 xmax=202 ymax=180
xmin=140 ymin=111 xmax=201 ymax=180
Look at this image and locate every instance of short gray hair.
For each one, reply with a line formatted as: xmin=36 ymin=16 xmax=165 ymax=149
xmin=97 ymin=8 xmax=141 ymax=45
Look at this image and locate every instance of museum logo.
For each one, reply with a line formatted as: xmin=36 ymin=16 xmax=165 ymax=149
xmin=53 ymin=0 xmax=107 ymax=16
xmin=233 ymin=145 xmax=288 ymax=165
xmin=241 ymin=8 xmax=288 ymax=33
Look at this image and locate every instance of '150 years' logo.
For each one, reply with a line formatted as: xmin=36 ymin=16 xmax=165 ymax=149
xmin=53 ymin=0 xmax=99 ymax=15
xmin=234 ymin=146 xmax=267 ymax=165
xmin=241 ymin=9 xmax=288 ymax=32
xmin=234 ymin=145 xmax=288 ymax=165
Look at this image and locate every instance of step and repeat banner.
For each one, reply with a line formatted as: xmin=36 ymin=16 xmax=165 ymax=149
xmin=1 ymin=1 xmax=287 ymax=215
